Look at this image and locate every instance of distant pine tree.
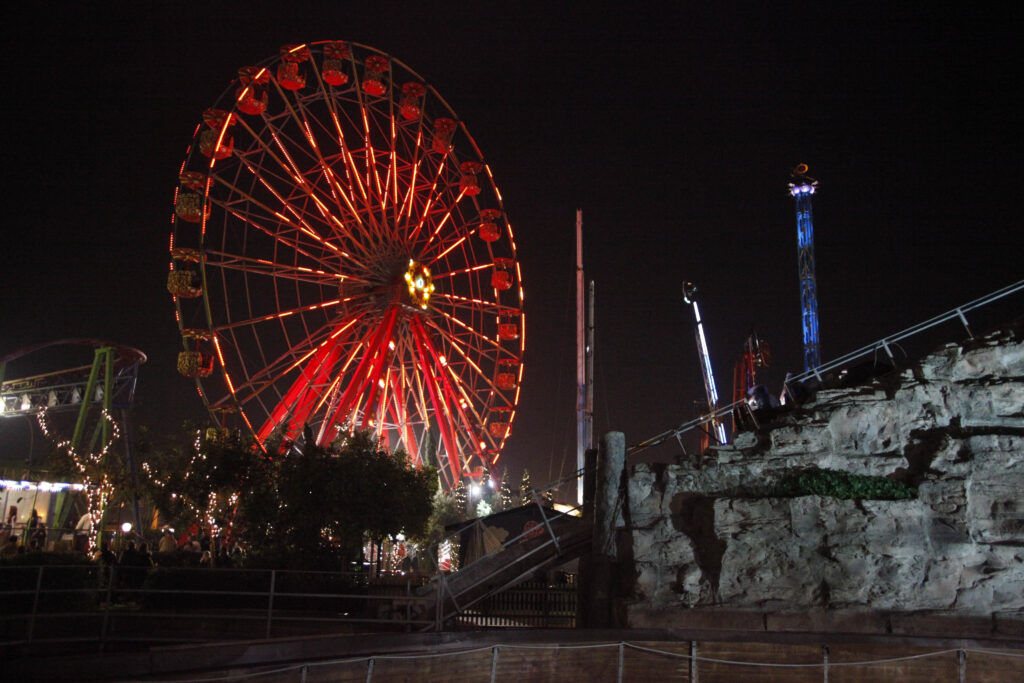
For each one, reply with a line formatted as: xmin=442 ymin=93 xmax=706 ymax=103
xmin=499 ymin=467 xmax=513 ymax=510
xmin=519 ymin=469 xmax=533 ymax=506
xmin=480 ymin=469 xmax=492 ymax=505
xmin=453 ymin=479 xmax=467 ymax=516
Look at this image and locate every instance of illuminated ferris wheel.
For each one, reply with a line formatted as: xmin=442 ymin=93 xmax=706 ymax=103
xmin=167 ymin=42 xmax=524 ymax=488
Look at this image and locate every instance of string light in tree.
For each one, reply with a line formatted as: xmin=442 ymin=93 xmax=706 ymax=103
xmin=36 ymin=406 xmax=120 ymax=552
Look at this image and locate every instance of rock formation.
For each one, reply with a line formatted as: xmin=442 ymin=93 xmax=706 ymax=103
xmin=624 ymin=325 xmax=1023 ymax=629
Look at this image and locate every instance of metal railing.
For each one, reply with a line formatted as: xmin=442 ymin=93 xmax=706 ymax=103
xmin=0 ymin=563 xmax=434 ymax=648
xmin=630 ymin=279 xmax=1024 ymax=455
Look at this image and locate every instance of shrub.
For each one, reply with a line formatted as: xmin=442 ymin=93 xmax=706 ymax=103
xmin=772 ymin=468 xmax=917 ymax=500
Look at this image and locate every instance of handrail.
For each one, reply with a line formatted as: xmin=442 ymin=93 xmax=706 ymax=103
xmin=629 ymin=279 xmax=1024 ymax=455
xmin=0 ymin=563 xmax=437 ymax=646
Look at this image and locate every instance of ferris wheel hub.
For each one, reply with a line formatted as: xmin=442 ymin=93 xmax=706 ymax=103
xmin=404 ymin=260 xmax=435 ymax=310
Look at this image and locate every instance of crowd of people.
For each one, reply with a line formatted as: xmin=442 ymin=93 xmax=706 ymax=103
xmin=1 ymin=505 xmax=52 ymax=554
xmin=2 ymin=504 xmax=244 ymax=573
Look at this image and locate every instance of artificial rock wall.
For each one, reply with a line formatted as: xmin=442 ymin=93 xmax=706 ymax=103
xmin=623 ymin=326 xmax=1024 ymax=627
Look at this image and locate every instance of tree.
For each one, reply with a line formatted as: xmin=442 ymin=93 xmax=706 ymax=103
xmin=239 ymin=429 xmax=437 ymax=569
xmin=143 ymin=427 xmax=437 ymax=570
xmin=453 ymin=478 xmax=468 ymax=516
xmin=141 ymin=428 xmax=260 ymax=540
xmin=498 ymin=467 xmax=514 ymax=511
xmin=519 ymin=469 xmax=533 ymax=506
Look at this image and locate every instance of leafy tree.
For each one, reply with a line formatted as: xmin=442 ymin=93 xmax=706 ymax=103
xmin=143 ymin=427 xmax=437 ymax=570
xmin=417 ymin=489 xmax=464 ymax=572
xmin=141 ymin=428 xmax=260 ymax=537
xmin=240 ymin=429 xmax=437 ymax=569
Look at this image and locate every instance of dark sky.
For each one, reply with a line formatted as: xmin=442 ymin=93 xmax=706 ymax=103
xmin=2 ymin=3 xmax=1021 ymax=489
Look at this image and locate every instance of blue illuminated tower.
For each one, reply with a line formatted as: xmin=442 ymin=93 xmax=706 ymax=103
xmin=788 ymin=164 xmax=820 ymax=372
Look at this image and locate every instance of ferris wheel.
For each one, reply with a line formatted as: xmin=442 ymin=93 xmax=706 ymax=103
xmin=167 ymin=42 xmax=524 ymax=489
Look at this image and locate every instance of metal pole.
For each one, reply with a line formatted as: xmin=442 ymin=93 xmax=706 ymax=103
xmin=490 ymin=645 xmax=499 ymax=683
xmin=27 ymin=565 xmax=43 ymax=642
xmin=576 ymin=209 xmax=586 ymax=506
xmin=617 ymin=642 xmax=624 ymax=683
xmin=532 ymin=491 xmax=562 ymax=555
xmin=683 ymin=283 xmax=727 ymax=446
xmin=265 ymin=569 xmax=276 ymax=639
xmin=405 ymin=579 xmax=411 ymax=632
xmin=100 ymin=565 xmax=114 ymax=650
xmin=586 ymin=280 xmax=595 ymax=459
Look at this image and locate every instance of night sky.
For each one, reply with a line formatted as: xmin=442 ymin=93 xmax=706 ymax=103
xmin=2 ymin=3 xmax=1021 ymax=493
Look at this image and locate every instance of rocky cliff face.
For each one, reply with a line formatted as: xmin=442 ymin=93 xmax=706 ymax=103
xmin=625 ymin=326 xmax=1023 ymax=623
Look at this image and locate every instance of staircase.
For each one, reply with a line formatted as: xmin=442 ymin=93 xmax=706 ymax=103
xmin=417 ymin=507 xmax=591 ymax=630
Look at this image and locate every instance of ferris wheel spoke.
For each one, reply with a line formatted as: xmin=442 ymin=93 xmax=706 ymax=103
xmin=233 ymin=114 xmax=331 ymax=210
xmin=424 ymin=190 xmax=468 ymax=248
xmin=430 ymin=263 xmax=492 ymax=282
xmin=320 ymin=306 xmax=400 ymax=438
xmin=357 ymin=327 xmax=395 ymax=432
xmin=405 ymin=156 xmax=453 ymax=245
xmin=353 ymin=88 xmax=389 ymax=221
xmin=421 ymin=316 xmax=507 ymax=402
xmin=323 ymin=101 xmax=371 ymax=206
xmin=425 ymin=233 xmax=472 ymax=266
xmin=255 ymin=334 xmax=344 ymax=442
xmin=432 ymin=292 xmax=510 ymax=316
xmin=412 ymin=317 xmax=488 ymax=465
xmin=397 ymin=145 xmax=425 ymax=226
xmin=319 ymin=82 xmax=388 ymax=243
xmin=210 ymin=174 xmax=361 ymax=270
xmin=231 ymin=128 xmax=378 ymax=268
xmin=202 ymin=249 xmax=365 ymax=287
xmin=229 ymin=140 xmax=377 ymax=266
xmin=220 ymin=206 xmax=350 ymax=276
xmin=275 ymin=90 xmax=385 ymax=250
xmin=212 ymin=296 xmax=352 ymax=334
xmin=410 ymin=319 xmax=461 ymax=484
xmin=225 ymin=314 xmax=364 ymax=407
xmin=387 ymin=385 xmax=419 ymax=466
xmin=386 ymin=366 xmax=421 ymax=464
xmin=428 ymin=308 xmax=505 ymax=354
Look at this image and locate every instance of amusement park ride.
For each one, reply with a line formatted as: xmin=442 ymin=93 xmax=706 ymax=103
xmin=682 ymin=282 xmax=729 ymax=449
xmin=678 ymin=165 xmax=819 ymax=452
xmin=167 ymin=42 xmax=524 ymax=490
xmin=789 ymin=164 xmax=821 ymax=372
xmin=0 ymin=340 xmax=146 ymax=530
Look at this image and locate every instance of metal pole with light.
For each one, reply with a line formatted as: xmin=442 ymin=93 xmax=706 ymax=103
xmin=683 ymin=282 xmax=728 ymax=447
